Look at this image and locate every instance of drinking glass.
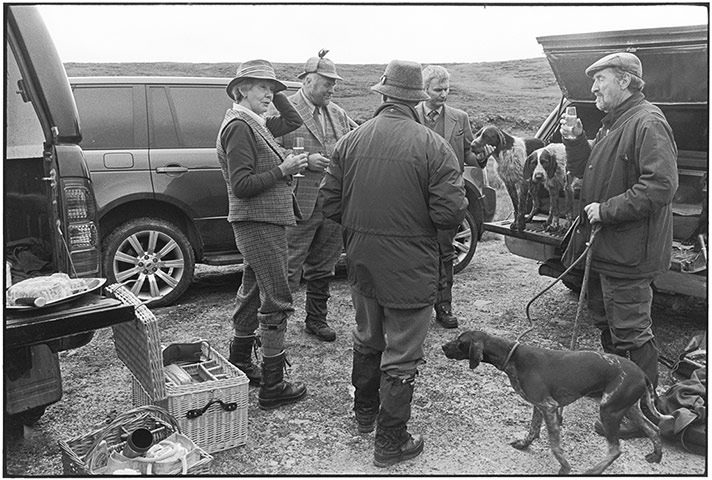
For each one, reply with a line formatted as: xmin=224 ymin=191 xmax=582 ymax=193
xmin=292 ymin=137 xmax=306 ymax=178
xmin=565 ymin=106 xmax=577 ymax=127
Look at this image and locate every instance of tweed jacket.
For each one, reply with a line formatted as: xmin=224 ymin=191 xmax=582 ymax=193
xmin=417 ymin=103 xmax=478 ymax=171
xmin=217 ymin=98 xmax=303 ymax=226
xmin=272 ymin=90 xmax=354 ymax=219
xmin=562 ymin=92 xmax=678 ymax=278
xmin=320 ymin=102 xmax=468 ymax=308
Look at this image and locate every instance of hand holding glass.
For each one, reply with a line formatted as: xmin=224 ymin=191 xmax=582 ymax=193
xmin=561 ymin=106 xmax=579 ymax=139
xmin=292 ymin=137 xmax=306 ymax=177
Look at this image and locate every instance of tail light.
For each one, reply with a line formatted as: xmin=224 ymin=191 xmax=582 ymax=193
xmin=61 ymin=181 xmax=101 ymax=276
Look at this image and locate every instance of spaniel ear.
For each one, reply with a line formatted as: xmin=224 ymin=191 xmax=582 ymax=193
xmin=468 ymin=340 xmax=484 ymax=369
xmin=544 ymin=151 xmax=558 ymax=178
xmin=522 ymin=152 xmax=537 ymax=180
xmin=500 ymin=130 xmax=515 ymax=151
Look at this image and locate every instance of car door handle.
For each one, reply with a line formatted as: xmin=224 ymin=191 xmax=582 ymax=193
xmin=156 ymin=165 xmax=189 ymax=174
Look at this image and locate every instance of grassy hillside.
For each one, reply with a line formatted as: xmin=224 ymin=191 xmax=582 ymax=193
xmin=64 ymin=58 xmax=562 ymax=136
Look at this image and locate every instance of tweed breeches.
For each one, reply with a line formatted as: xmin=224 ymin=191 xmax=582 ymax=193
xmin=231 ymin=222 xmax=294 ymax=351
xmin=286 ymin=201 xmax=343 ymax=292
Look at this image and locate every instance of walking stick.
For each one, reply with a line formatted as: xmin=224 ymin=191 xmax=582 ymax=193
xmin=569 ymin=223 xmax=602 ymax=350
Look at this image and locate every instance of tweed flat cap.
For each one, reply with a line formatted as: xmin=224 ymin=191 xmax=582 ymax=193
xmin=371 ymin=60 xmax=429 ymax=102
xmin=585 ymin=52 xmax=643 ymax=78
xmin=226 ymin=59 xmax=287 ymax=99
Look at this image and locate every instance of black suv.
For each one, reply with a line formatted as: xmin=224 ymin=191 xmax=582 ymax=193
xmin=4 ymin=5 xmax=134 ymax=424
xmin=70 ymin=76 xmax=495 ymax=306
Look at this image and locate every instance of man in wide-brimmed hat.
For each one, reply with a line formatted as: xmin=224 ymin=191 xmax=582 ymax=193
xmin=320 ymin=60 xmax=468 ymax=467
xmin=218 ymin=59 xmax=310 ymax=411
xmin=272 ymin=50 xmax=356 ymax=343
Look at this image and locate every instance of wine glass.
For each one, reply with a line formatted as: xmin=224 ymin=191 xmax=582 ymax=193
xmin=292 ymin=137 xmax=306 ymax=178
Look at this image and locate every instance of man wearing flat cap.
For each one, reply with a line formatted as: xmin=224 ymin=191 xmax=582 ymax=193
xmin=560 ymin=51 xmax=678 ymax=437
xmin=273 ymin=50 xmax=356 ymax=343
xmin=320 ymin=59 xmax=468 ymax=467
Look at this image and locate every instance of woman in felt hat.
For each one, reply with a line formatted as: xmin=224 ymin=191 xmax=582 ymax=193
xmin=216 ymin=59 xmax=308 ymax=410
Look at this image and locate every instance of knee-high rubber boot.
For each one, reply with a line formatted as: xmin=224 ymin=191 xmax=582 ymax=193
xmin=258 ymin=351 xmax=307 ymax=410
xmin=629 ymin=339 xmax=660 ymax=389
xmin=373 ymin=373 xmax=424 ymax=468
xmin=352 ymin=350 xmax=382 ymax=433
xmin=435 ymin=260 xmax=458 ymax=328
xmin=305 ymin=277 xmax=336 ymax=341
xmin=228 ymin=335 xmax=261 ymax=387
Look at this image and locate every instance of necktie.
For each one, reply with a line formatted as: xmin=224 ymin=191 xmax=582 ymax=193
xmin=313 ymin=107 xmax=324 ymax=137
xmin=427 ymin=109 xmax=439 ymax=123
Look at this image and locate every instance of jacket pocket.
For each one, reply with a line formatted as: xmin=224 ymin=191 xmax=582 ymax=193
xmin=594 ymin=219 xmax=648 ymax=267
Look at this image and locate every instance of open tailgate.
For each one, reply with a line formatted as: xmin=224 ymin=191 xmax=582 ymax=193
xmin=536 ymin=24 xmax=708 ymax=104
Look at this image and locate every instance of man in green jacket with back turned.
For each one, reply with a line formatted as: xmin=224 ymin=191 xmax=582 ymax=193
xmin=560 ymin=52 xmax=678 ymax=438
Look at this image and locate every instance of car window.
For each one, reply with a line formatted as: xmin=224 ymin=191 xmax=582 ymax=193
xmin=149 ymin=85 xmax=230 ymax=148
xmin=6 ymin=42 xmax=44 ymax=159
xmin=73 ymin=86 xmax=135 ymax=149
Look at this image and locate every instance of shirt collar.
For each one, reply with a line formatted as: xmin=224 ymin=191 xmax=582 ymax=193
xmin=233 ymin=102 xmax=266 ymax=127
xmin=300 ymin=90 xmax=319 ymax=114
xmin=425 ymin=104 xmax=443 ymax=117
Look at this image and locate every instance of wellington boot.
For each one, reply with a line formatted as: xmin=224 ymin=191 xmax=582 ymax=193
xmin=352 ymin=350 xmax=382 ymax=434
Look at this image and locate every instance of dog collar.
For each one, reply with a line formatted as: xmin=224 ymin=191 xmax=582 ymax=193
xmin=500 ymin=342 xmax=520 ymax=371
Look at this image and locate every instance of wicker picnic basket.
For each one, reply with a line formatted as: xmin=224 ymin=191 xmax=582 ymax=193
xmin=107 ymin=284 xmax=249 ymax=454
xmin=58 ymin=404 xmax=213 ymax=475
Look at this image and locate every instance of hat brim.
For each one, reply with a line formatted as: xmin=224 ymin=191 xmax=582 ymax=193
xmin=297 ymin=71 xmax=343 ymax=81
xmin=226 ymin=76 xmax=287 ymax=99
xmin=371 ymin=82 xmax=429 ymax=102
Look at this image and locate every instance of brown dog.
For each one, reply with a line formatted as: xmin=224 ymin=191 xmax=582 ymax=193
xmin=442 ymin=330 xmax=672 ymax=475
xmin=471 ymin=126 xmax=544 ymax=228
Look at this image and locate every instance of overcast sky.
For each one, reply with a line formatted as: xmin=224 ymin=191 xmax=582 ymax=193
xmin=39 ymin=3 xmax=707 ymax=65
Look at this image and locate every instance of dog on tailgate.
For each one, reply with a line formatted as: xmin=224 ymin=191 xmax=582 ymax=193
xmin=513 ymin=143 xmax=573 ymax=233
xmin=470 ymin=126 xmax=544 ymax=229
xmin=442 ymin=330 xmax=672 ymax=475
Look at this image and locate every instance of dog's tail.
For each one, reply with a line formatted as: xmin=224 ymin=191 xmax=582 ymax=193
xmin=641 ymin=377 xmax=674 ymax=426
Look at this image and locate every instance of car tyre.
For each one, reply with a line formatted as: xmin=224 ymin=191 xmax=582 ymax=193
xmin=102 ymin=217 xmax=195 ymax=307
xmin=453 ymin=210 xmax=478 ymax=274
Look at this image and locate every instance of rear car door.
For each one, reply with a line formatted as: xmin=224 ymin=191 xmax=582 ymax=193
xmin=147 ymin=82 xmax=236 ymax=253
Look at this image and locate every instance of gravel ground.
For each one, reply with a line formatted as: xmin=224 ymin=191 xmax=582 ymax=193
xmin=4 ymin=233 xmax=707 ymax=476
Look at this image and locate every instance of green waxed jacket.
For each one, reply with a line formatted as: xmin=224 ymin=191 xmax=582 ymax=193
xmin=563 ymin=92 xmax=678 ymax=278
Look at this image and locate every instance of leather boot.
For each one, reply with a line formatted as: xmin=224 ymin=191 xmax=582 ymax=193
xmin=305 ymin=277 xmax=336 ymax=342
xmin=228 ymin=335 xmax=261 ymax=387
xmin=435 ymin=303 xmax=458 ymax=329
xmin=373 ymin=373 xmax=424 ymax=467
xmin=352 ymin=349 xmax=382 ymax=433
xmin=258 ymin=351 xmax=307 ymax=410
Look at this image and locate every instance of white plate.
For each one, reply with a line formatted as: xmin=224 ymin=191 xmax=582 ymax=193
xmin=6 ymin=278 xmax=107 ymax=310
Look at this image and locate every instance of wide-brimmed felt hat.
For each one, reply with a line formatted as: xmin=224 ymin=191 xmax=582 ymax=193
xmin=297 ymin=49 xmax=342 ymax=81
xmin=585 ymin=52 xmax=643 ymax=79
xmin=226 ymin=59 xmax=287 ymax=99
xmin=371 ymin=60 xmax=429 ymax=102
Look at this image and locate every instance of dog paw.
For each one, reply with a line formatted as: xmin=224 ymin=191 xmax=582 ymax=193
xmin=645 ymin=451 xmax=663 ymax=464
xmin=510 ymin=439 xmax=529 ymax=450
